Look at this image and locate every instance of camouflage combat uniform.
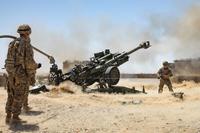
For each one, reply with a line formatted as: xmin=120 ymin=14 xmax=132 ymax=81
xmin=157 ymin=62 xmax=174 ymax=93
xmin=5 ymin=24 xmax=38 ymax=123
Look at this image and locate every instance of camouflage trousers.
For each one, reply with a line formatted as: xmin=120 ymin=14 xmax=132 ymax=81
xmin=158 ymin=79 xmax=173 ymax=93
xmin=23 ymin=85 xmax=29 ymax=108
xmin=5 ymin=74 xmax=29 ymax=115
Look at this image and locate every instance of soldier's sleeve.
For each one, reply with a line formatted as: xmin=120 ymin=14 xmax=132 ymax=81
xmin=5 ymin=41 xmax=22 ymax=72
xmin=6 ymin=42 xmax=14 ymax=60
xmin=24 ymin=44 xmax=38 ymax=85
xmin=169 ymin=69 xmax=173 ymax=77
xmin=13 ymin=40 xmax=26 ymax=68
xmin=157 ymin=68 xmax=162 ymax=78
xmin=157 ymin=68 xmax=162 ymax=75
xmin=25 ymin=44 xmax=38 ymax=71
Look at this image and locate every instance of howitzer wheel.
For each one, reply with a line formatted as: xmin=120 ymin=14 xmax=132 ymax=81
xmin=105 ymin=66 xmax=120 ymax=86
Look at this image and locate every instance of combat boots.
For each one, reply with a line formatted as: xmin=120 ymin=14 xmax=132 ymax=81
xmin=23 ymin=106 xmax=32 ymax=113
xmin=12 ymin=114 xmax=26 ymax=124
xmin=5 ymin=113 xmax=12 ymax=124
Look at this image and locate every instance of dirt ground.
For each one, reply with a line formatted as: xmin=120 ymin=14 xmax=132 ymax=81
xmin=0 ymin=79 xmax=200 ymax=133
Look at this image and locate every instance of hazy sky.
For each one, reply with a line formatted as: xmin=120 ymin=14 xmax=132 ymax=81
xmin=0 ymin=0 xmax=199 ymax=74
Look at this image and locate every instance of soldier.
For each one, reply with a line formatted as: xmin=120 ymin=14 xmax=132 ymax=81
xmin=5 ymin=24 xmax=41 ymax=124
xmin=157 ymin=61 xmax=174 ymax=93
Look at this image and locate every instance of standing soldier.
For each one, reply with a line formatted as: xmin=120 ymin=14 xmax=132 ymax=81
xmin=5 ymin=24 xmax=41 ymax=124
xmin=157 ymin=61 xmax=174 ymax=93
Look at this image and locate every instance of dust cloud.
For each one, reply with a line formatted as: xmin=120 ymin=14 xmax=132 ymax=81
xmin=27 ymin=4 xmax=200 ymax=74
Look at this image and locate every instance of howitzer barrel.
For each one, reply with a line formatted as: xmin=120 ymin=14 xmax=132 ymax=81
xmin=31 ymin=45 xmax=55 ymax=64
xmin=0 ymin=35 xmax=17 ymax=40
xmin=103 ymin=41 xmax=151 ymax=67
xmin=126 ymin=41 xmax=150 ymax=55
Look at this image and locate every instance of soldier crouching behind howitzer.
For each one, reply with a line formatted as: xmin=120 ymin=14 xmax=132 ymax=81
xmin=5 ymin=24 xmax=41 ymax=124
xmin=157 ymin=61 xmax=174 ymax=93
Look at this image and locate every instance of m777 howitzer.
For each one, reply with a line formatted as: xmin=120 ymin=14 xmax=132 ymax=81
xmin=49 ymin=41 xmax=151 ymax=90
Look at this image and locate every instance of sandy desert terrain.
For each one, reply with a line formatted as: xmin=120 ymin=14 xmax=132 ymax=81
xmin=0 ymin=79 xmax=200 ymax=133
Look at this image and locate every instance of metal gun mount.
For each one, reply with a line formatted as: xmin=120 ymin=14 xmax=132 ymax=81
xmin=49 ymin=41 xmax=151 ymax=90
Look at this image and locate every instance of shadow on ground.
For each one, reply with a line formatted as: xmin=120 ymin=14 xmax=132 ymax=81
xmin=23 ymin=110 xmax=44 ymax=116
xmin=9 ymin=123 xmax=39 ymax=132
xmin=85 ymin=86 xmax=147 ymax=94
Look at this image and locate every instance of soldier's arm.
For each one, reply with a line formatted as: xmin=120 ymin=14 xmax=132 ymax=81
xmin=24 ymin=44 xmax=38 ymax=70
xmin=14 ymin=40 xmax=26 ymax=69
xmin=6 ymin=40 xmax=26 ymax=68
xmin=24 ymin=44 xmax=39 ymax=86
xmin=157 ymin=68 xmax=162 ymax=78
xmin=168 ymin=69 xmax=173 ymax=77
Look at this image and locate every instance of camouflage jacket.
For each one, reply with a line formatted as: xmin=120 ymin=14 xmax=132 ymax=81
xmin=157 ymin=67 xmax=173 ymax=79
xmin=5 ymin=37 xmax=38 ymax=77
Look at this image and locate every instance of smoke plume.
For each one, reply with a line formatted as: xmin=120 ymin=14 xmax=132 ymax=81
xmin=16 ymin=4 xmax=200 ymax=74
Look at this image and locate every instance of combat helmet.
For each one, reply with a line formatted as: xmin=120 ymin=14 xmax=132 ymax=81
xmin=17 ymin=24 xmax=32 ymax=34
xmin=163 ymin=61 xmax=169 ymax=66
